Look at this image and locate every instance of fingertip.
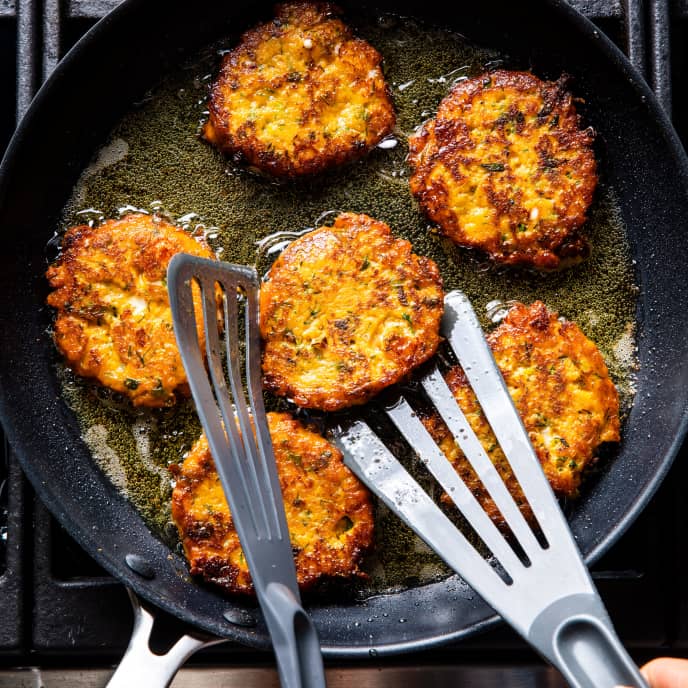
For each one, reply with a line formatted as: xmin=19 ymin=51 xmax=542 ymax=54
xmin=640 ymin=657 xmax=688 ymax=688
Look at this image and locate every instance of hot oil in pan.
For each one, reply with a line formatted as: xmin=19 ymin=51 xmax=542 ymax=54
xmin=57 ymin=12 xmax=638 ymax=593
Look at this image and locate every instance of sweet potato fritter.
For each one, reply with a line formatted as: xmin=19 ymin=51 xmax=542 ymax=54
xmin=171 ymin=412 xmax=374 ymax=595
xmin=46 ymin=214 xmax=213 ymax=407
xmin=260 ymin=212 xmax=444 ymax=411
xmin=408 ymin=70 xmax=597 ymax=270
xmin=423 ymin=302 xmax=619 ymax=524
xmin=202 ymin=2 xmax=396 ymax=178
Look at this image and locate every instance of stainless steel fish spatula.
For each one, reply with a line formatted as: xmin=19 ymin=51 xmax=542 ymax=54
xmin=331 ymin=290 xmax=648 ymax=688
xmin=167 ymin=253 xmax=326 ymax=688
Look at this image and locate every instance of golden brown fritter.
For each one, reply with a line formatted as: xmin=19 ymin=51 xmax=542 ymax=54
xmin=203 ymin=2 xmax=396 ymax=178
xmin=408 ymin=71 xmax=597 ymax=270
xmin=260 ymin=212 xmax=444 ymax=411
xmin=170 ymin=412 xmax=374 ymax=595
xmin=46 ymin=214 xmax=213 ymax=407
xmin=423 ymin=302 xmax=619 ymax=525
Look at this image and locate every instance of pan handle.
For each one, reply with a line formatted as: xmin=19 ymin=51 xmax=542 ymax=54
xmin=106 ymin=589 xmax=225 ymax=688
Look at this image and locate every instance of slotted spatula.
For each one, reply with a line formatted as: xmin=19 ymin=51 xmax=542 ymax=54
xmin=167 ymin=253 xmax=326 ymax=688
xmin=332 ymin=290 xmax=648 ymax=688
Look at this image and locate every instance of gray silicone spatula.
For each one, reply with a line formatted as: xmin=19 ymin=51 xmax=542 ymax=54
xmin=167 ymin=253 xmax=326 ymax=688
xmin=332 ymin=290 xmax=648 ymax=688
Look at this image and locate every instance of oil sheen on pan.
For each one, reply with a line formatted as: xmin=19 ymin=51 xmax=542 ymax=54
xmin=52 ymin=10 xmax=638 ymax=594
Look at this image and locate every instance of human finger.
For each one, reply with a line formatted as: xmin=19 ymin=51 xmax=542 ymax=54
xmin=641 ymin=657 xmax=688 ymax=688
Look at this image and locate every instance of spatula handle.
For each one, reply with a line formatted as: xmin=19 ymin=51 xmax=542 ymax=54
xmin=260 ymin=582 xmax=327 ymax=688
xmin=529 ymin=593 xmax=649 ymax=688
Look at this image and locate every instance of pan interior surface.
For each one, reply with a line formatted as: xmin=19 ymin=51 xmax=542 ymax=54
xmin=0 ymin=0 xmax=686 ymax=656
xmin=58 ymin=6 xmax=637 ymax=594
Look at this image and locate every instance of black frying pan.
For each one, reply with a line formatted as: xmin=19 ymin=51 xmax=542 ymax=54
xmin=0 ymin=0 xmax=687 ymax=659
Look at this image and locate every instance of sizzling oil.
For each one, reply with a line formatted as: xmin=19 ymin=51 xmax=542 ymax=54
xmin=57 ymin=13 xmax=638 ymax=593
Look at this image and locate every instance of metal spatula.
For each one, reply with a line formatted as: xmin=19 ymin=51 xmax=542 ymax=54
xmin=332 ymin=290 xmax=648 ymax=688
xmin=167 ymin=253 xmax=326 ymax=688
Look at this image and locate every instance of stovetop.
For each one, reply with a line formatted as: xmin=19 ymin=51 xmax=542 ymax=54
xmin=1 ymin=1 xmax=687 ymax=685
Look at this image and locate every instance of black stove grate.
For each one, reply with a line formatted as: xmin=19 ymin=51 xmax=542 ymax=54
xmin=0 ymin=0 xmax=687 ymax=670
